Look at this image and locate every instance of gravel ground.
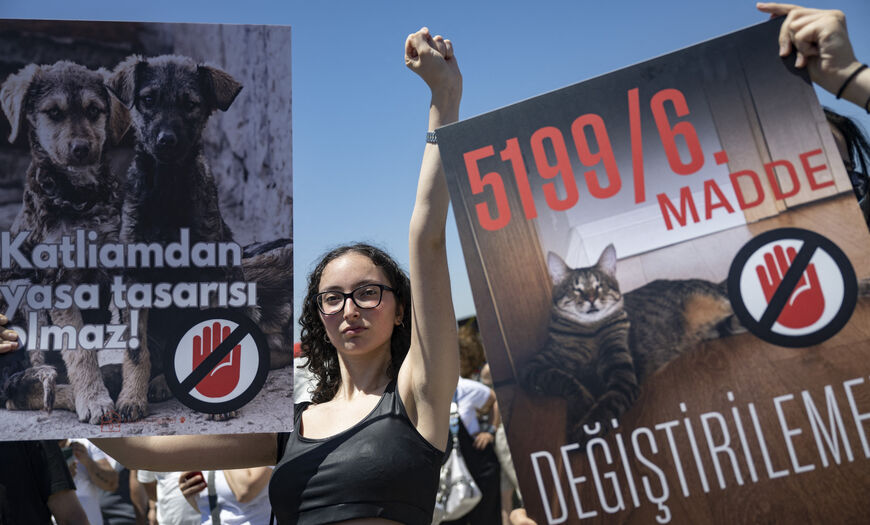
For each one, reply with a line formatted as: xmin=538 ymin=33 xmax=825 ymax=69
xmin=0 ymin=366 xmax=294 ymax=441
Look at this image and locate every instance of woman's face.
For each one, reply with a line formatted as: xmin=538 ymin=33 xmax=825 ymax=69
xmin=317 ymin=252 xmax=402 ymax=357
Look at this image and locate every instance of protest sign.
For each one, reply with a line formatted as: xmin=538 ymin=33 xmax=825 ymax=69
xmin=0 ymin=19 xmax=293 ymax=440
xmin=438 ymin=19 xmax=870 ymax=524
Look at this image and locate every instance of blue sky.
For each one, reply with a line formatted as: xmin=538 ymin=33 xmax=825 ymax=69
xmin=3 ymin=1 xmax=868 ymax=341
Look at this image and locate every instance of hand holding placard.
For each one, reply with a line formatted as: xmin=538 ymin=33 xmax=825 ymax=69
xmin=758 ymin=3 xmax=869 ymax=108
xmin=0 ymin=314 xmax=18 ymax=354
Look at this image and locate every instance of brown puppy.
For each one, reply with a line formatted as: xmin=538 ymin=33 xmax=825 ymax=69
xmin=0 ymin=61 xmax=137 ymax=423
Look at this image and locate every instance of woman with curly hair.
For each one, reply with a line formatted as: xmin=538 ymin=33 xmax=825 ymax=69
xmin=95 ymin=26 xmax=462 ymax=525
xmin=297 ymin=242 xmax=413 ymax=404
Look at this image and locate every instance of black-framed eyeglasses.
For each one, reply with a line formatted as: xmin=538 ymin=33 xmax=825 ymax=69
xmin=315 ymin=284 xmax=395 ymax=315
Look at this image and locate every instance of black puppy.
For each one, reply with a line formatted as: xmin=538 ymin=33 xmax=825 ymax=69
xmin=109 ymin=55 xmax=247 ymax=409
xmin=110 ymin=54 xmax=241 ymax=249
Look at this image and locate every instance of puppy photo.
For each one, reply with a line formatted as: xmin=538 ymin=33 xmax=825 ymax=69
xmin=109 ymin=54 xmax=293 ymax=416
xmin=0 ymin=61 xmax=134 ymax=424
xmin=0 ymin=20 xmax=293 ymax=440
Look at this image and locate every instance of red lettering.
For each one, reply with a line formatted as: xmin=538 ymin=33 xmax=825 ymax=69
xmin=570 ymin=114 xmax=621 ymax=199
xmin=500 ymin=138 xmax=537 ymax=219
xmin=531 ymin=127 xmax=580 ymax=211
xmin=651 ymin=88 xmax=704 ymax=176
xmin=657 ymin=187 xmax=699 ymax=230
xmin=800 ymin=149 xmax=834 ymax=191
xmin=729 ymin=169 xmax=765 ymax=209
xmin=704 ymin=179 xmax=735 ymax=219
xmin=464 ymin=146 xmax=511 ymax=231
xmin=627 ymin=87 xmax=645 ymax=203
xmin=764 ymin=160 xmax=800 ymax=200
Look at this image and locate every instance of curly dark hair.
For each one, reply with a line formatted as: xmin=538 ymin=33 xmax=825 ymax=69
xmin=298 ymin=243 xmax=412 ymax=403
xmin=458 ymin=316 xmax=486 ymax=378
xmin=825 ymin=108 xmax=870 ymax=225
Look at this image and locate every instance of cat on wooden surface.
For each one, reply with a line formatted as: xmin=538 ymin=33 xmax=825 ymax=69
xmin=519 ymin=244 xmax=738 ymax=444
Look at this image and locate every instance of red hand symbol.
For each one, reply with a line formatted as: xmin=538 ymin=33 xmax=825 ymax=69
xmin=755 ymin=244 xmax=824 ymax=329
xmin=193 ymin=322 xmax=241 ymax=398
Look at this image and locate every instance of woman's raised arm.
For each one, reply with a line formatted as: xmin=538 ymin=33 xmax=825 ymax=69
xmin=398 ymin=27 xmax=462 ymax=452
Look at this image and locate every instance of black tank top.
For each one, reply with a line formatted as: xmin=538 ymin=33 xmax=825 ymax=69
xmin=269 ymin=380 xmax=444 ymax=524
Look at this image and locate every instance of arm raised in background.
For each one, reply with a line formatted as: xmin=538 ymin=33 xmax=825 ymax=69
xmin=398 ymin=27 xmax=463 ymax=453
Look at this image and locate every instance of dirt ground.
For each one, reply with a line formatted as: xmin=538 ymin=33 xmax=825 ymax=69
xmin=0 ymin=366 xmax=293 ymax=441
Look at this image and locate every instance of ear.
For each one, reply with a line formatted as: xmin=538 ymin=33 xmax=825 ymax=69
xmin=99 ymin=68 xmax=131 ymax=145
xmin=108 ymin=55 xmax=144 ymax=108
xmin=547 ymin=252 xmax=570 ymax=284
xmin=595 ymin=244 xmax=617 ymax=278
xmin=0 ymin=64 xmax=40 ymax=144
xmin=198 ymin=64 xmax=242 ymax=111
xmin=394 ymin=303 xmax=405 ymax=326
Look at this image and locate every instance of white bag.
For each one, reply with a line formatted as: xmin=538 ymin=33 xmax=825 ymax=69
xmin=431 ymin=401 xmax=482 ymax=524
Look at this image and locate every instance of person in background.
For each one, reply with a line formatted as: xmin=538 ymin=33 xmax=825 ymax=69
xmin=442 ymin=376 xmax=502 ymax=525
xmin=478 ymin=363 xmax=521 ymax=525
xmin=0 ymin=440 xmax=88 ymax=525
xmin=292 ymin=342 xmax=316 ymax=404
xmin=0 ymin=318 xmax=87 ymax=524
xmin=178 ymin=468 xmax=272 ymax=525
xmin=99 ymin=460 xmax=147 ymax=525
xmin=128 ymin=472 xmax=149 ymax=525
xmin=62 ymin=438 xmax=119 ymax=525
xmin=825 ymin=108 xmax=870 ymax=224
xmin=137 ymin=471 xmax=201 ymax=525
xmin=457 ymin=317 xmax=487 ymax=380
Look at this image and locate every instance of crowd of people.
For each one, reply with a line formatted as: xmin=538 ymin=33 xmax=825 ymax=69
xmin=0 ymin=438 xmax=276 ymax=524
xmin=0 ymin=3 xmax=868 ymax=524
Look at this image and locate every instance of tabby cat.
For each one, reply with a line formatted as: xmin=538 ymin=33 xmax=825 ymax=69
xmin=519 ymin=244 xmax=737 ymax=443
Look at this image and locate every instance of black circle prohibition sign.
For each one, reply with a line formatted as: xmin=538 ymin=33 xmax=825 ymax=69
xmin=165 ymin=308 xmax=270 ymax=414
xmin=727 ymin=227 xmax=858 ymax=348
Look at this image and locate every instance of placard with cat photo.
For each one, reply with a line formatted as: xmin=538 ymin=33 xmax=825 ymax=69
xmin=437 ymin=18 xmax=870 ymax=525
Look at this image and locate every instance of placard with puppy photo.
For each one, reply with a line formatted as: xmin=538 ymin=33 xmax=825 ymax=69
xmin=437 ymin=18 xmax=870 ymax=525
xmin=0 ymin=19 xmax=293 ymax=440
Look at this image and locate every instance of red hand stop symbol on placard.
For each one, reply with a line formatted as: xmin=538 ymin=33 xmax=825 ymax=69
xmin=193 ymin=322 xmax=242 ymax=398
xmin=755 ymin=244 xmax=825 ymax=329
